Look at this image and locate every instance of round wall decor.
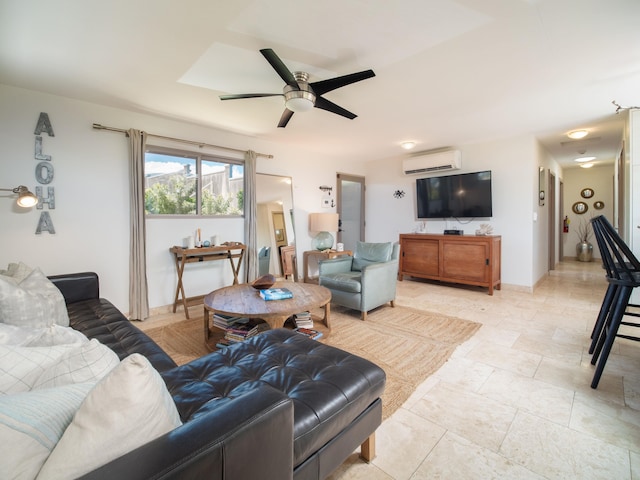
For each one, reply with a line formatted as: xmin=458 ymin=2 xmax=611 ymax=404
xmin=581 ymin=188 xmax=594 ymax=199
xmin=572 ymin=201 xmax=588 ymax=214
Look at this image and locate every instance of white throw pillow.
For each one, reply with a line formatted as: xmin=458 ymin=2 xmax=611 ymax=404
xmin=0 ymin=344 xmax=78 ymax=395
xmin=0 ymin=261 xmax=34 ymax=283
xmin=0 ymin=383 xmax=94 ymax=480
xmin=37 ymin=354 xmax=182 ymax=480
xmin=33 ymin=339 xmax=120 ymax=390
xmin=0 ymin=268 xmax=69 ymax=328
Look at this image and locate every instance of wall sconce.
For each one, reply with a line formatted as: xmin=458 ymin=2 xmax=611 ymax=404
xmin=1 ymin=185 xmax=38 ymax=207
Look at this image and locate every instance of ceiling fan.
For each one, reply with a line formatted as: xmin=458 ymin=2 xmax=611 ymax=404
xmin=219 ymin=48 xmax=375 ymax=128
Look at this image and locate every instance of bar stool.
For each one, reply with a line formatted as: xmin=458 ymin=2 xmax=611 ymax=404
xmin=588 ymin=215 xmax=640 ymax=388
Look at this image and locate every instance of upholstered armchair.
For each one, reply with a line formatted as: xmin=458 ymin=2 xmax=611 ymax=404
xmin=258 ymin=246 xmax=270 ymax=276
xmin=318 ymin=241 xmax=400 ymax=320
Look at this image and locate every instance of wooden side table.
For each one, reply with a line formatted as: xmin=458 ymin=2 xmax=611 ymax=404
xmin=303 ymin=249 xmax=353 ymax=284
xmin=169 ymin=243 xmax=245 ymax=318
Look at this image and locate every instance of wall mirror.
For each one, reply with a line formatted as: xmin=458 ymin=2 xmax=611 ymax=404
xmin=538 ymin=167 xmax=545 ymax=206
xmin=256 ymin=174 xmax=295 ymax=276
xmin=572 ymin=201 xmax=588 ymax=214
xmin=581 ymin=188 xmax=594 ymax=199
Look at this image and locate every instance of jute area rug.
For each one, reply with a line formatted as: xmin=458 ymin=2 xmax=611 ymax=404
xmin=144 ymin=305 xmax=480 ymax=420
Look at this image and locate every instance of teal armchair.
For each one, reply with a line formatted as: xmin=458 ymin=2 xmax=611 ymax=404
xmin=318 ymin=241 xmax=400 ymax=320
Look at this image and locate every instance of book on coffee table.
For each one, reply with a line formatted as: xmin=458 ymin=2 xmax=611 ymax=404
xmin=294 ymin=327 xmax=323 ymax=340
xmin=259 ymin=287 xmax=293 ymax=301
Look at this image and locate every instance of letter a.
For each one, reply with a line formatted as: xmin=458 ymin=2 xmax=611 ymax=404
xmin=34 ymin=112 xmax=55 ymax=137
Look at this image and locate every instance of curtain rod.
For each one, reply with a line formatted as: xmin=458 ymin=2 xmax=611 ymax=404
xmin=92 ymin=123 xmax=273 ymax=159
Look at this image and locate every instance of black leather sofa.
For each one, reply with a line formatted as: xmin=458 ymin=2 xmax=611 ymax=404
xmin=49 ymin=272 xmax=386 ymax=480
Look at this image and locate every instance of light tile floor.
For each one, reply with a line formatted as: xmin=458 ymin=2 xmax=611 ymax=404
xmin=328 ymin=260 xmax=640 ymax=480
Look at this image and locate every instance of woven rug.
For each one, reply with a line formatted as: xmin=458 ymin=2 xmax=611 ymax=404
xmin=144 ymin=305 xmax=480 ymax=420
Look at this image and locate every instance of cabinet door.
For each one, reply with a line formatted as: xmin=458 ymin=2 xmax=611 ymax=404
xmin=402 ymin=238 xmax=440 ymax=276
xmin=441 ymin=241 xmax=489 ymax=283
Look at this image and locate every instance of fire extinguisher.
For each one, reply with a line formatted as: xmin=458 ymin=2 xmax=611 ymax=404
xmin=563 ymin=216 xmax=569 ymax=233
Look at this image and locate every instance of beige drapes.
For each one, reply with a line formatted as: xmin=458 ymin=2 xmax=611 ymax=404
xmin=244 ymin=150 xmax=258 ymax=282
xmin=128 ymin=129 xmax=149 ymax=320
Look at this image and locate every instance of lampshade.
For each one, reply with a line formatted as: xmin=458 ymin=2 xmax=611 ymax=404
xmin=309 ymin=213 xmax=339 ymax=251
xmin=309 ymin=213 xmax=339 ymax=232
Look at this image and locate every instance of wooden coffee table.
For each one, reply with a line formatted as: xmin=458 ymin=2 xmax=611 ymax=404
xmin=203 ymin=282 xmax=331 ymax=350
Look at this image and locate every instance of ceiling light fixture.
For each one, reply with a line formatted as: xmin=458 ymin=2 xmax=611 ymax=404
xmin=568 ymin=130 xmax=588 ymax=139
xmin=574 ymin=156 xmax=596 ymax=163
xmin=401 ymin=141 xmax=416 ymax=150
xmin=283 ymin=71 xmax=315 ymax=113
xmin=0 ymin=185 xmax=38 ymax=207
xmin=580 ymin=163 xmax=594 ymax=169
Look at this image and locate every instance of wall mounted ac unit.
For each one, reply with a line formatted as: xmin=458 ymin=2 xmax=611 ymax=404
xmin=402 ymin=150 xmax=461 ymax=175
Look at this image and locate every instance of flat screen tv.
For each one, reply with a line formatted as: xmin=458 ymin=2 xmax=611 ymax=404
xmin=416 ymin=170 xmax=493 ymax=219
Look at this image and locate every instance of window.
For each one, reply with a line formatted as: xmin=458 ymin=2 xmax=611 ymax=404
xmin=144 ymin=148 xmax=244 ymax=216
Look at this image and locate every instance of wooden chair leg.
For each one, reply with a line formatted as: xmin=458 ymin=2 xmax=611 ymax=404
xmin=390 ymin=300 xmax=395 ymax=307
xmin=361 ymin=310 xmax=367 ymax=321
xmin=360 ymin=433 xmax=375 ymax=462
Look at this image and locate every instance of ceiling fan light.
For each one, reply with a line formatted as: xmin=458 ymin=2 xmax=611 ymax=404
xmin=285 ymin=96 xmax=314 ymax=112
xmin=574 ymin=156 xmax=596 ymax=163
xmin=568 ymin=130 xmax=589 ymax=139
xmin=580 ymin=163 xmax=594 ymax=168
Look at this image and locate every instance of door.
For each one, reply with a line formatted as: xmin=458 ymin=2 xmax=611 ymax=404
xmin=548 ymin=171 xmax=556 ymax=270
xmin=336 ymin=173 xmax=365 ymax=250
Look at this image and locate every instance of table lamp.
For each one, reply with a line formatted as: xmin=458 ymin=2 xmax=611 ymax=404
xmin=309 ymin=213 xmax=339 ymax=250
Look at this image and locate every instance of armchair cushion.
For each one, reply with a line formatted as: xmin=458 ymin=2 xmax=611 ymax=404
xmin=352 ymin=242 xmax=392 ymax=271
xmin=319 ymin=272 xmax=362 ymax=293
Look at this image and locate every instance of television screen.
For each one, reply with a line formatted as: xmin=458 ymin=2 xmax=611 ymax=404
xmin=416 ymin=170 xmax=492 ymax=219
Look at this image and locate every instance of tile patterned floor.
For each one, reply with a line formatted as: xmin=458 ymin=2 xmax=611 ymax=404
xmin=328 ymin=260 xmax=640 ymax=480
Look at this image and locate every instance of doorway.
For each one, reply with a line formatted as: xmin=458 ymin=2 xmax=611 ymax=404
xmin=336 ymin=173 xmax=365 ymax=251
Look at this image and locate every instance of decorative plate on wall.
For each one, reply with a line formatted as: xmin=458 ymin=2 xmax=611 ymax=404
xmin=581 ymin=188 xmax=594 ymax=199
xmin=594 ymin=201 xmax=605 ymax=210
xmin=572 ymin=201 xmax=588 ymax=214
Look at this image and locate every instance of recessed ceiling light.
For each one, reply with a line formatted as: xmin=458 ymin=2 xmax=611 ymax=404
xmin=401 ymin=141 xmax=416 ymax=150
xmin=574 ymin=156 xmax=596 ymax=163
xmin=580 ymin=163 xmax=594 ymax=168
xmin=568 ymin=130 xmax=589 ymax=139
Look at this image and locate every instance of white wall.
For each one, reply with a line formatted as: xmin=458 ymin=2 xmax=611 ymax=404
xmin=0 ymin=84 xmax=366 ymax=313
xmin=1 ymin=83 xmax=574 ymax=313
xmin=561 ymin=164 xmax=615 ymax=260
xmin=365 ymin=135 xmax=537 ymax=289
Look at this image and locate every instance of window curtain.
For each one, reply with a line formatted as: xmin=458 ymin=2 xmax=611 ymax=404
xmin=244 ymin=150 xmax=258 ymax=282
xmin=128 ymin=129 xmax=149 ymax=320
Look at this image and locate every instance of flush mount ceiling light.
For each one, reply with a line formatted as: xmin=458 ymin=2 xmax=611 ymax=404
xmin=401 ymin=141 xmax=416 ymax=150
xmin=580 ymin=163 xmax=595 ymax=169
xmin=574 ymin=156 xmax=596 ymax=163
xmin=568 ymin=130 xmax=589 ymax=139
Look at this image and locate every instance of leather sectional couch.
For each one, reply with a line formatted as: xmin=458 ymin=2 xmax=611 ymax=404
xmin=49 ymin=272 xmax=386 ymax=480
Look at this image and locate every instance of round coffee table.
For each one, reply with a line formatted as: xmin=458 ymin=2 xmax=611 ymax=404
xmin=203 ymin=282 xmax=331 ymax=350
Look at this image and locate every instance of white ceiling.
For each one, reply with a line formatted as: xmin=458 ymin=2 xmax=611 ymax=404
xmin=1 ymin=0 xmax=639 ymax=168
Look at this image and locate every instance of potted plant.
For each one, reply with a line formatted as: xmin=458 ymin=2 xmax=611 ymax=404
xmin=576 ymin=218 xmax=594 ymax=262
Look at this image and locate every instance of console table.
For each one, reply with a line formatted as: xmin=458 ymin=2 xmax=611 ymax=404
xmin=398 ymin=233 xmax=501 ymax=295
xmin=169 ymin=244 xmax=245 ymax=318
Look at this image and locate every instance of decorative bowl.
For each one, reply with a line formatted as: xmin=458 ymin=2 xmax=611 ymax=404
xmin=252 ymin=274 xmax=276 ymax=290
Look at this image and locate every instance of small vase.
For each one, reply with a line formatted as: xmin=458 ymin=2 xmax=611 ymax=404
xmin=576 ymin=241 xmax=593 ymax=262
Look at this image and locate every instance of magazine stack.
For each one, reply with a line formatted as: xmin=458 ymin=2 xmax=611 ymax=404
xmin=293 ymin=311 xmax=313 ymax=329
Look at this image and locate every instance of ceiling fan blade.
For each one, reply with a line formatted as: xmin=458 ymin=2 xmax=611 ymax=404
xmin=219 ymin=93 xmax=283 ymax=100
xmin=314 ymin=96 xmax=357 ymax=120
xmin=260 ymin=48 xmax=299 ymax=90
xmin=278 ymin=109 xmax=294 ymax=128
xmin=310 ymin=70 xmax=375 ymax=96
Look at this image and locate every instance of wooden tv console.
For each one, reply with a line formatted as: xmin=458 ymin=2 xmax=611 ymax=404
xmin=398 ymin=233 xmax=501 ymax=295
